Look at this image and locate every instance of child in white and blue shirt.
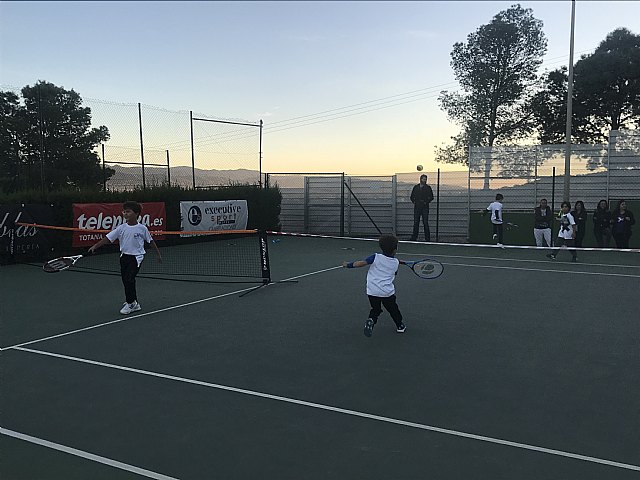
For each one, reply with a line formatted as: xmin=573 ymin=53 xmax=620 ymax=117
xmin=342 ymin=234 xmax=406 ymax=337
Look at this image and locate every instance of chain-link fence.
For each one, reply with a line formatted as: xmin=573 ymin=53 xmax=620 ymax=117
xmin=265 ymin=171 xmax=469 ymax=242
xmin=267 ymin=130 xmax=638 ymax=242
xmin=469 ymin=129 xmax=640 ymax=212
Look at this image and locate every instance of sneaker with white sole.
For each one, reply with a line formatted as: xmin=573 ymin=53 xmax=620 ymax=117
xmin=396 ymin=323 xmax=406 ymax=333
xmin=120 ymin=301 xmax=141 ymax=315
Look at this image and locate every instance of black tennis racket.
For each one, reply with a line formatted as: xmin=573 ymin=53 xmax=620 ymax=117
xmin=43 ymin=255 xmax=84 ymax=273
xmin=403 ymin=258 xmax=444 ymax=279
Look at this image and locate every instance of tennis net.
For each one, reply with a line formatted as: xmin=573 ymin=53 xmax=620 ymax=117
xmin=7 ymin=223 xmax=271 ymax=283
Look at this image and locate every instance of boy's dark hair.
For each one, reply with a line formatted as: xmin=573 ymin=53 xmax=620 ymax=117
xmin=561 ymin=201 xmax=571 ymax=209
xmin=379 ymin=234 xmax=398 ymax=256
xmin=496 ymin=193 xmax=504 ymax=200
xmin=123 ymin=201 xmax=142 ymax=215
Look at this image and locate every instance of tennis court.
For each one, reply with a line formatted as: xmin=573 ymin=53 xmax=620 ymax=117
xmin=2 ymin=235 xmax=639 ymax=479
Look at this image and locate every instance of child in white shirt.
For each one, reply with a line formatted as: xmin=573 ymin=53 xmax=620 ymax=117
xmin=89 ymin=201 xmax=162 ymax=314
xmin=342 ymin=234 xmax=406 ymax=337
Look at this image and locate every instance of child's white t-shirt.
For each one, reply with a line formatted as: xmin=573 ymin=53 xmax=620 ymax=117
xmin=557 ymin=213 xmax=576 ymax=239
xmin=106 ymin=223 xmax=153 ymax=265
xmin=365 ymin=253 xmax=399 ymax=297
xmin=487 ymin=201 xmax=503 ymax=224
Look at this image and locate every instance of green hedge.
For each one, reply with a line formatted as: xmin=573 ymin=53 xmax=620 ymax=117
xmin=0 ymin=185 xmax=282 ymax=231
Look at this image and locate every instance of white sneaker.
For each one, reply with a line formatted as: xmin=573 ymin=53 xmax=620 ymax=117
xmin=492 ymin=234 xmax=497 ymax=240
xmin=120 ymin=301 xmax=141 ymax=315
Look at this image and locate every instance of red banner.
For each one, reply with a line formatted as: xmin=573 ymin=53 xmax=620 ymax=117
xmin=72 ymin=202 xmax=166 ymax=247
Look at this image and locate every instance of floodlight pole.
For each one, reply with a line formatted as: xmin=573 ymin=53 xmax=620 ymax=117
xmin=563 ymin=0 xmax=576 ymax=202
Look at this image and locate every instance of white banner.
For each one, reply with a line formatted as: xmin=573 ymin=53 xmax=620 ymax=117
xmin=180 ymin=200 xmax=249 ymax=233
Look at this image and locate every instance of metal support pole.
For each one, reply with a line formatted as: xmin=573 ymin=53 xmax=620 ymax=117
xmin=138 ymin=103 xmax=146 ymax=190
xmin=166 ymin=150 xmax=171 ymax=187
xmin=190 ymin=110 xmax=195 ymax=189
xmin=259 ymin=119 xmax=263 ymax=188
xmin=551 ymin=167 xmax=556 ymax=247
xmin=37 ymin=84 xmax=45 ymax=194
xmin=340 ymin=173 xmax=345 ymax=237
xmin=102 ymin=143 xmax=106 ymax=192
xmin=563 ymin=0 xmax=576 ymax=202
xmin=304 ymin=176 xmax=309 ymax=233
xmin=606 ymin=130 xmax=614 ymax=204
xmin=467 ymin=147 xmax=472 ymax=242
xmin=436 ymin=168 xmax=441 ymax=242
xmin=391 ymin=174 xmax=397 ymax=236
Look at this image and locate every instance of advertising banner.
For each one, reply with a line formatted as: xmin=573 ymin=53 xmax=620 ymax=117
xmin=0 ymin=204 xmax=55 ymax=262
xmin=72 ymin=202 xmax=166 ymax=247
xmin=180 ymin=200 xmax=249 ymax=233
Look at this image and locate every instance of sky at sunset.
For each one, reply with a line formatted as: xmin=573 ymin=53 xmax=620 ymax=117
xmin=1 ymin=1 xmax=639 ymax=175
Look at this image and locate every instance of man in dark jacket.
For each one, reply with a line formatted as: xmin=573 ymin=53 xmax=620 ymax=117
xmin=410 ymin=174 xmax=434 ymax=241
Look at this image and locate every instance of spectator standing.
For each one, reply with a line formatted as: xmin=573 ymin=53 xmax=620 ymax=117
xmin=571 ymin=200 xmax=587 ymax=248
xmin=593 ymin=199 xmax=612 ymax=248
xmin=410 ymin=174 xmax=434 ymax=242
xmin=611 ymin=200 xmax=635 ymax=249
xmin=533 ymin=198 xmax=553 ymax=247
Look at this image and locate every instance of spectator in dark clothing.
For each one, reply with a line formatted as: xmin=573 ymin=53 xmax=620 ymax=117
xmin=533 ymin=198 xmax=553 ymax=247
xmin=611 ymin=200 xmax=635 ymax=249
xmin=571 ymin=200 xmax=587 ymax=248
xmin=593 ymin=199 xmax=612 ymax=248
xmin=410 ymin=174 xmax=434 ymax=242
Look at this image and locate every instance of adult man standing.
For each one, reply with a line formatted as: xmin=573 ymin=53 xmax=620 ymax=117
xmin=410 ymin=174 xmax=434 ymax=241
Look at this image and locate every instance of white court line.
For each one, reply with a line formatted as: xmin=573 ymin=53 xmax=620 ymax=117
xmin=0 ymin=266 xmax=342 ymax=352
xmin=1 ymin=427 xmax=178 ymax=480
xmin=396 ymin=252 xmax=640 ymax=269
xmin=436 ymin=262 xmax=640 ymax=278
xmin=10 ymin=347 xmax=640 ymax=473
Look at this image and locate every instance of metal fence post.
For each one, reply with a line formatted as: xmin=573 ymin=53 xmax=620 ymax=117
xmin=436 ymin=168 xmax=440 ymax=242
xmin=340 ymin=173 xmax=345 ymax=237
xmin=190 ymin=110 xmax=195 ymax=189
xmin=467 ymin=147 xmax=472 ymax=241
xmin=606 ymin=130 xmax=613 ymax=203
xmin=304 ymin=176 xmax=309 ymax=233
xmin=166 ymin=150 xmax=171 ymax=187
xmin=138 ymin=103 xmax=146 ymax=190
xmin=391 ymin=174 xmax=397 ymax=236
xmin=102 ymin=143 xmax=106 ymax=192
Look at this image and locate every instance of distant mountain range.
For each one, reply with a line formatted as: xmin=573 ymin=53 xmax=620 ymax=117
xmin=106 ymin=164 xmax=261 ymax=189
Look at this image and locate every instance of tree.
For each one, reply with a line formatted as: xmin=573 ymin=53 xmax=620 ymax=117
xmin=531 ymin=67 xmax=603 ymax=145
xmin=533 ymin=28 xmax=640 ymax=145
xmin=435 ymin=4 xmax=547 ymax=188
xmin=0 ymin=81 xmax=112 ymax=192
xmin=575 ymin=28 xmax=640 ymax=133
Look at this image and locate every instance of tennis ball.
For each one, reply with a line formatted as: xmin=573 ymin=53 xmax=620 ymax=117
xmin=417 ymin=165 xmax=423 ymax=171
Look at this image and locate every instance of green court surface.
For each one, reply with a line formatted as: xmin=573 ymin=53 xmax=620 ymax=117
xmin=1 ymin=235 xmax=639 ymax=479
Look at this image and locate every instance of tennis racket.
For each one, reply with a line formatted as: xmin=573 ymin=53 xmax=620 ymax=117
xmin=43 ymin=255 xmax=84 ymax=273
xmin=403 ymin=258 xmax=444 ymax=279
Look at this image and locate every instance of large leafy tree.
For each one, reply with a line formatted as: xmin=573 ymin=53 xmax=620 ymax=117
xmin=533 ymin=28 xmax=640 ymax=145
xmin=0 ymin=81 xmax=112 ymax=192
xmin=435 ymin=4 xmax=547 ymax=188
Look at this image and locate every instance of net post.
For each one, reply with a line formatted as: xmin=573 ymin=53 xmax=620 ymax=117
xmin=259 ymin=230 xmax=271 ymax=284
